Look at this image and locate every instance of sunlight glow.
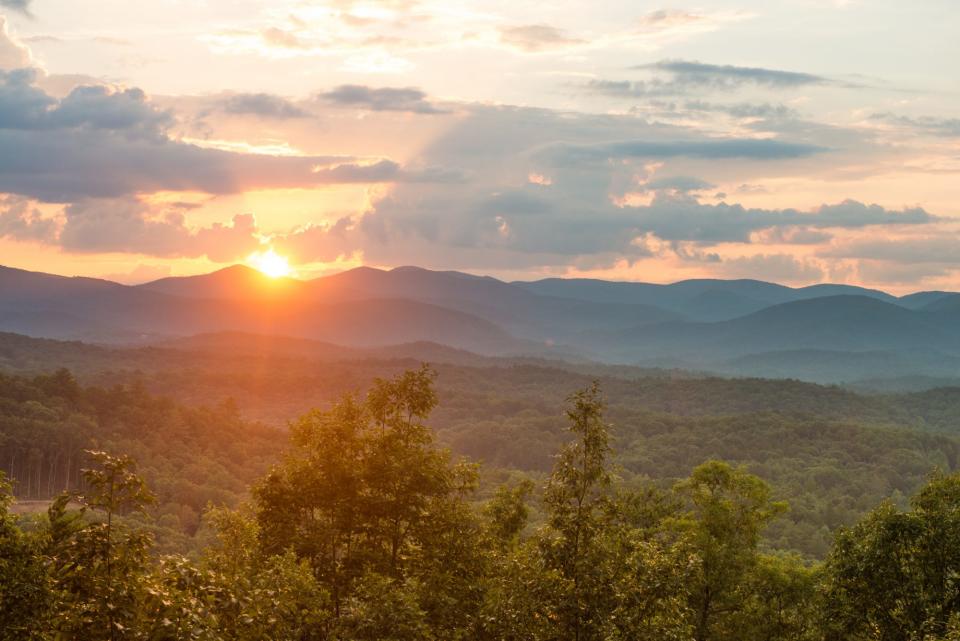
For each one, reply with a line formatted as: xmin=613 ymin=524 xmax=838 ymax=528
xmin=247 ymin=249 xmax=293 ymax=278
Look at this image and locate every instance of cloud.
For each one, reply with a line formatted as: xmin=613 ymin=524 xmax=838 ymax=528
xmin=642 ymin=176 xmax=715 ymax=193
xmin=296 ymin=104 xmax=911 ymax=271
xmin=58 ymin=197 xmax=262 ymax=261
xmin=0 ymin=129 xmax=432 ymax=200
xmin=637 ymin=9 xmax=707 ymax=30
xmin=272 ymin=216 xmax=356 ymax=263
xmin=822 ymin=235 xmax=960 ymax=264
xmin=587 ymin=60 xmax=834 ymax=99
xmin=0 ymin=194 xmax=57 ymax=241
xmin=537 ymin=138 xmax=826 ymax=166
xmin=870 ymin=112 xmax=960 ymax=138
xmin=639 ymin=60 xmax=830 ymax=88
xmin=718 ymin=254 xmax=826 ymax=283
xmin=498 ymin=24 xmax=584 ymax=52
xmin=0 ymin=0 xmax=30 ymax=17
xmin=620 ymin=196 xmax=935 ymax=244
xmin=261 ymin=26 xmax=307 ymax=50
xmin=677 ymin=99 xmax=799 ymax=120
xmin=52 ymin=84 xmax=175 ymax=136
xmin=317 ymin=84 xmax=448 ymax=114
xmin=358 ymin=184 xmax=937 ymax=269
xmin=0 ymin=17 xmax=31 ymax=69
xmin=855 ymin=261 xmax=954 ymax=285
xmin=0 ymin=71 xmax=449 ymax=201
xmin=0 ymin=67 xmax=171 ymax=136
xmin=751 ymin=226 xmax=833 ymax=245
xmin=221 ymin=93 xmax=311 ymax=119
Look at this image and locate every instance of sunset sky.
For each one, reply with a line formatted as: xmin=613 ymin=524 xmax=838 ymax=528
xmin=0 ymin=0 xmax=958 ymax=291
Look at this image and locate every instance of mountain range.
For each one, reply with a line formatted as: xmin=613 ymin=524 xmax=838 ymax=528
xmin=2 ymin=262 xmax=959 ymax=385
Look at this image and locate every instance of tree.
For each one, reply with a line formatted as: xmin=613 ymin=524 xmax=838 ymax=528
xmin=739 ymin=553 xmax=819 ymax=641
xmin=673 ymin=460 xmax=786 ymax=641
xmin=195 ymin=507 xmax=329 ymax=641
xmin=485 ymin=479 xmax=535 ymax=547
xmin=539 ymin=382 xmax=613 ymax=641
xmin=0 ymin=472 xmax=51 ymax=640
xmin=253 ymin=365 xmax=483 ymax=635
xmin=47 ymin=450 xmax=155 ymax=641
xmin=823 ymin=471 xmax=960 ymax=640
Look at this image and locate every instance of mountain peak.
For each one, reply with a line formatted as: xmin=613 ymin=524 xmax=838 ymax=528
xmin=136 ymin=263 xmax=302 ymax=300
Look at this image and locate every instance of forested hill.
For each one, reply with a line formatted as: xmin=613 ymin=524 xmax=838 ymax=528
xmin=3 ymin=330 xmax=960 ymax=557
xmin=0 ymin=369 xmax=282 ymax=547
xmin=5 ymin=367 xmax=960 ymax=640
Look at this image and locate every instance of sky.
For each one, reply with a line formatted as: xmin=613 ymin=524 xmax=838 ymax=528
xmin=0 ymin=0 xmax=958 ymax=292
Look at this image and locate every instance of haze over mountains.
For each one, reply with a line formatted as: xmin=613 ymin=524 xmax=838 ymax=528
xmin=2 ymin=262 xmax=959 ymax=386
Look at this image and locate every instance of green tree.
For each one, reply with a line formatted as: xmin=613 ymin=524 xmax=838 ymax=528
xmin=739 ymin=553 xmax=819 ymax=641
xmin=823 ymin=471 xmax=960 ymax=640
xmin=673 ymin=460 xmax=787 ymax=641
xmin=337 ymin=572 xmax=433 ymax=641
xmin=195 ymin=506 xmax=330 ymax=641
xmin=0 ymin=472 xmax=51 ymax=641
xmin=539 ymin=382 xmax=614 ymax=641
xmin=253 ymin=365 xmax=484 ymax=636
xmin=48 ymin=450 xmax=155 ymax=641
xmin=485 ymin=479 xmax=535 ymax=547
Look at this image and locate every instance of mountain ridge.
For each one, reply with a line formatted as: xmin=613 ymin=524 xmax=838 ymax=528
xmin=3 ymin=263 xmax=960 ymax=383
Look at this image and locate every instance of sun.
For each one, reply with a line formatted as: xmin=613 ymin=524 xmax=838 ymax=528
xmin=247 ymin=248 xmax=293 ymax=278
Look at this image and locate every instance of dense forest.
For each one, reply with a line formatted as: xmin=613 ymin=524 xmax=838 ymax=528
xmin=4 ymin=366 xmax=960 ymax=640
xmin=3 ymin=332 xmax=960 ymax=556
xmin=0 ymin=369 xmax=283 ymax=550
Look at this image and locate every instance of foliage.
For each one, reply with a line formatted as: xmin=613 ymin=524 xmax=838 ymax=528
xmin=823 ymin=471 xmax=960 ymax=640
xmin=3 ymin=366 xmax=960 ymax=640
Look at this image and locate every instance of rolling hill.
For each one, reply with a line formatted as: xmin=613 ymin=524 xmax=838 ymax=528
xmin=584 ymin=295 xmax=960 ymax=364
xmin=4 ymin=262 xmax=960 ymax=383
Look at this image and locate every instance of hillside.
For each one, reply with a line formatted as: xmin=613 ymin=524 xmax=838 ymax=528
xmin=3 ymin=334 xmax=960 ymax=557
xmin=585 ymin=295 xmax=960 ymax=364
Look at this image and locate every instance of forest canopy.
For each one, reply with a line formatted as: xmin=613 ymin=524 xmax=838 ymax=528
xmin=3 ymin=366 xmax=960 ymax=640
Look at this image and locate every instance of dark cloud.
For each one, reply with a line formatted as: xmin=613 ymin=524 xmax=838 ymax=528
xmin=0 ymin=0 xmax=30 ymax=16
xmin=585 ymin=79 xmax=663 ymax=98
xmin=322 ymin=104 xmax=909 ymax=270
xmin=679 ymin=99 xmax=799 ymax=120
xmin=639 ymin=60 xmax=829 ymax=88
xmin=498 ymin=24 xmax=584 ymax=52
xmin=359 ymin=185 xmax=936 ymax=267
xmin=318 ymin=84 xmax=448 ymax=114
xmin=0 ymin=128 xmax=386 ymax=201
xmin=0 ymin=71 xmax=449 ymax=201
xmin=622 ymin=196 xmax=935 ymax=244
xmin=537 ymin=138 xmax=826 ymax=166
xmin=587 ymin=60 xmax=835 ymax=99
xmin=871 ymin=112 xmax=960 ymax=138
xmin=52 ymin=84 xmax=174 ymax=136
xmin=643 ymin=176 xmax=715 ymax=192
xmin=0 ymin=68 xmax=172 ymax=136
xmin=221 ymin=92 xmax=311 ymax=119
xmin=753 ymin=226 xmax=832 ymax=245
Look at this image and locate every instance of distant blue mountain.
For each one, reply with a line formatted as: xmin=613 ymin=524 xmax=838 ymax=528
xmin=2 ymin=263 xmax=959 ymax=383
